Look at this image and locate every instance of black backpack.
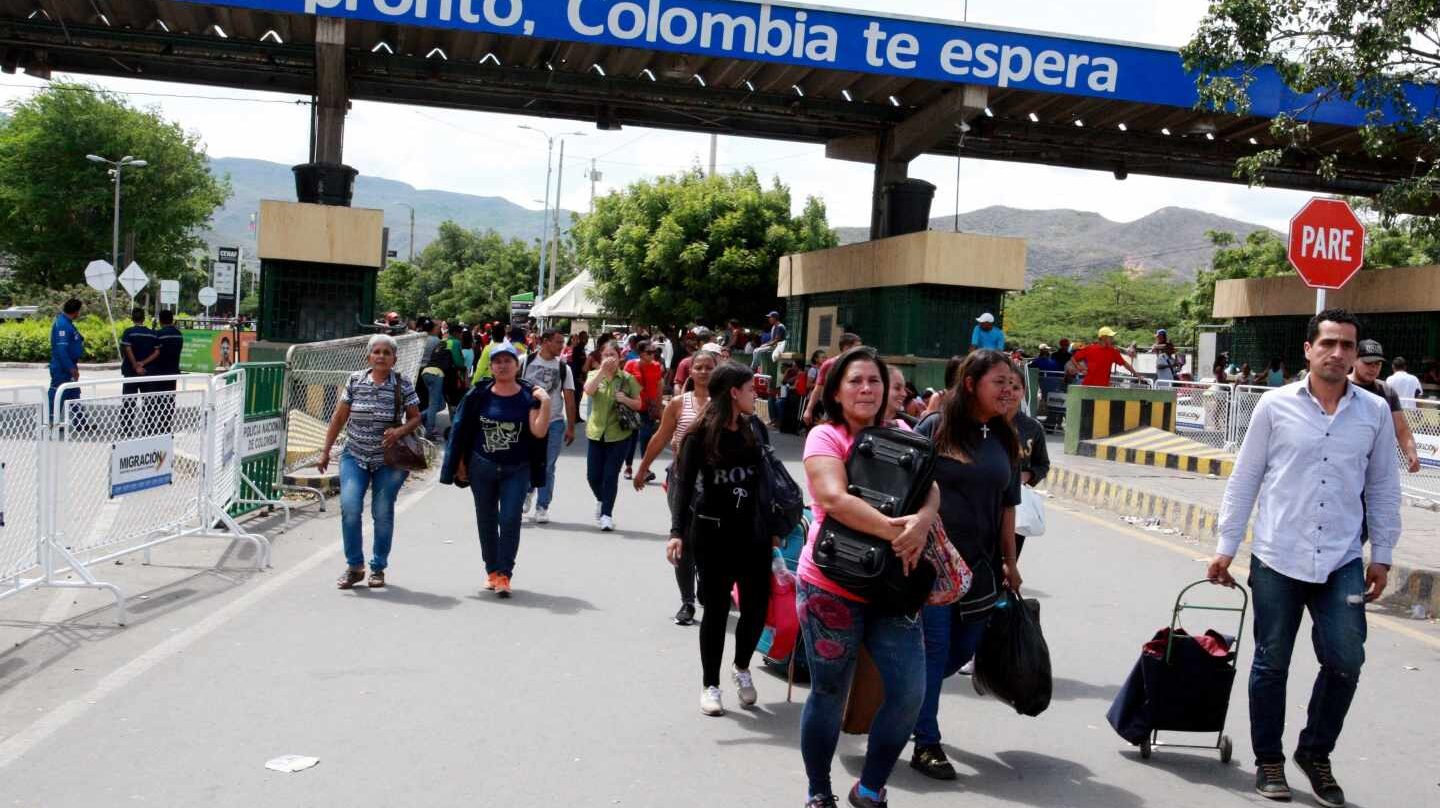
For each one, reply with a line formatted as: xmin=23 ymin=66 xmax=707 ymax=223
xmin=813 ymin=426 xmax=938 ymax=615
xmin=749 ymin=418 xmax=804 ymax=539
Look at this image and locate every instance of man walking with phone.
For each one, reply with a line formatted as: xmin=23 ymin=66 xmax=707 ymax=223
xmin=1209 ymin=309 xmax=1399 ymax=808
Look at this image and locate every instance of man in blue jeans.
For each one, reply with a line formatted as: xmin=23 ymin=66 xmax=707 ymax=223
xmin=1211 ymin=308 xmax=1399 ymax=808
xmin=520 ymin=328 xmax=577 ymax=523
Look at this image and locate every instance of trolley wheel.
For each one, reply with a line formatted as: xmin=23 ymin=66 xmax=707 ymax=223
xmin=1219 ymin=735 xmax=1233 ymax=764
xmin=1139 ymin=739 xmax=1152 ymax=760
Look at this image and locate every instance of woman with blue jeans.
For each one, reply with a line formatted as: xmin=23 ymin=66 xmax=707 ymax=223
xmin=319 ymin=334 xmax=423 ymax=590
xmin=440 ymin=343 xmax=550 ymax=598
xmin=908 ymin=350 xmax=1023 ymax=780
xmin=798 ymin=347 xmax=940 ymax=808
xmin=583 ymin=340 xmax=642 ymax=532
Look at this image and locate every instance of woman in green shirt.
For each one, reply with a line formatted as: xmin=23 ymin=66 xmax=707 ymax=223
xmin=584 ymin=340 xmax=643 ymax=531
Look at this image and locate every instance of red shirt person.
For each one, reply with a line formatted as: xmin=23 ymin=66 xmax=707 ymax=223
xmin=1072 ymin=326 xmax=1138 ymax=386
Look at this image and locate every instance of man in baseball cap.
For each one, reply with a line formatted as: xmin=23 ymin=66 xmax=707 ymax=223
xmin=753 ymin=310 xmax=788 ymax=369
xmin=971 ymin=312 xmax=1007 ymax=351
xmin=1350 ymin=339 xmax=1420 ymax=472
xmin=1071 ymin=326 xmax=1137 ymax=387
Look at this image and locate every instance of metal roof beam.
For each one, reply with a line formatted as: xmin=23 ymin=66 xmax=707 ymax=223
xmin=826 ymin=84 xmax=987 ymax=164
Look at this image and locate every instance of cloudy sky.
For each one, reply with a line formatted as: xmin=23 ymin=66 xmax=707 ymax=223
xmin=0 ymin=0 xmax=1317 ymax=232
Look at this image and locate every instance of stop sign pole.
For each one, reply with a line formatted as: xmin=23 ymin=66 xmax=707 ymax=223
xmin=1287 ymin=198 xmax=1366 ymax=313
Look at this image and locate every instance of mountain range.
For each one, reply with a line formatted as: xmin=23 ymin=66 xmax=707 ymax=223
xmin=205 ymin=157 xmax=1273 ymax=281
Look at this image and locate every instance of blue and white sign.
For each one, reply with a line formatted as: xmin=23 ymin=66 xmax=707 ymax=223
xmin=110 ymin=435 xmax=174 ymax=498
xmin=182 ymin=0 xmax=1432 ymax=126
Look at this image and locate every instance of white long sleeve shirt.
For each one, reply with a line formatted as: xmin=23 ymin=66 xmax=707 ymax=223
xmin=1217 ymin=380 xmax=1401 ymax=583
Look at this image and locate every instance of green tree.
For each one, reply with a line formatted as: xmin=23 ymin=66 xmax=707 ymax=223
xmin=375 ymin=222 xmax=563 ymax=323
xmin=1179 ymin=230 xmax=1291 ymax=329
xmin=1182 ymin=2 xmax=1440 ymax=217
xmin=573 ymin=168 xmax=838 ymax=328
xmin=1006 ymin=269 xmax=1188 ymax=348
xmin=0 ymin=82 xmax=230 ymax=288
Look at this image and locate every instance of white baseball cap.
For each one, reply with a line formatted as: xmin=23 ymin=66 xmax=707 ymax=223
xmin=976 ymin=313 xmax=996 ymax=324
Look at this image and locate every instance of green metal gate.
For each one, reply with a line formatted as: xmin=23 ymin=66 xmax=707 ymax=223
xmin=231 ymin=361 xmax=287 ymax=517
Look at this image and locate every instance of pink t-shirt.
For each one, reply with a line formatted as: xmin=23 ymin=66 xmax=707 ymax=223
xmin=798 ymin=419 xmax=914 ymax=603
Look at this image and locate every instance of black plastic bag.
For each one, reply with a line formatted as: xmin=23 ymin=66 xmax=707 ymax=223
xmin=973 ymin=591 xmax=1053 ymax=716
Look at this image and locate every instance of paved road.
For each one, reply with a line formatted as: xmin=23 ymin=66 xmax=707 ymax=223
xmin=1 ymin=434 xmax=1438 ymax=807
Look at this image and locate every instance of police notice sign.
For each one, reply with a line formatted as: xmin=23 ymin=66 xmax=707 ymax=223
xmin=241 ymin=417 xmax=284 ymax=459
xmin=110 ymin=435 xmax=174 ymax=498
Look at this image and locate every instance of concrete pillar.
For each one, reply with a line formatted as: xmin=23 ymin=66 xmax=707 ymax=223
xmin=314 ymin=17 xmax=347 ymax=166
xmin=869 ymin=130 xmax=909 ymax=241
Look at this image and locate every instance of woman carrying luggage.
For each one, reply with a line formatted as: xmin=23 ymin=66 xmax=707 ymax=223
xmin=798 ymin=347 xmax=941 ymax=808
xmin=583 ymin=340 xmax=642 ymax=531
xmin=1005 ymin=369 xmax=1050 ymax=558
xmin=666 ymin=362 xmax=773 ymax=716
xmin=908 ymin=350 xmax=1023 ymax=780
xmin=637 ymin=348 xmax=718 ymax=626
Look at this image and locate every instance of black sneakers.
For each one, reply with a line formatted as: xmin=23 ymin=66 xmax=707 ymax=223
xmin=1255 ymin=762 xmax=1292 ymax=801
xmin=803 ymin=796 xmax=838 ymax=808
xmin=1293 ymin=752 xmax=1346 ymax=808
xmin=909 ymin=744 xmax=957 ymax=780
xmin=674 ymin=603 xmax=696 ymax=626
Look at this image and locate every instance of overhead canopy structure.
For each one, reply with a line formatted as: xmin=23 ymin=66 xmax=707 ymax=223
xmin=531 ymin=269 xmax=601 ymax=319
xmin=3 ymin=0 xmax=1434 ymax=234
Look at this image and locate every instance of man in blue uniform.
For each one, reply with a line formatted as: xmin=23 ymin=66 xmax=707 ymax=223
xmin=148 ymin=310 xmax=184 ymax=432
xmin=48 ymin=298 xmax=85 ymax=420
xmin=120 ymin=308 xmax=158 ymax=435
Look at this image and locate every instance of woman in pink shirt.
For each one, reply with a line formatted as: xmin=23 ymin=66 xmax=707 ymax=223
xmin=797 ymin=347 xmax=940 ymax=808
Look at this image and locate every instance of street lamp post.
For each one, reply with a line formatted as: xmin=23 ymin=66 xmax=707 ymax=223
xmin=86 ymin=154 xmax=147 ymax=278
xmin=396 ymin=202 xmax=416 ymax=262
xmin=518 ymin=125 xmax=586 ymax=302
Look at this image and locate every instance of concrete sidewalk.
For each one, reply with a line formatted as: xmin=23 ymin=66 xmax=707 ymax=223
xmin=1040 ymin=434 xmax=1440 ymax=616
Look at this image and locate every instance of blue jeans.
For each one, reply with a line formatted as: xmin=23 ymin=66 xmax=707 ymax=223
xmin=1248 ymin=557 xmax=1367 ymax=764
xmin=468 ymin=453 xmax=530 ymax=576
xmin=421 ymin=371 xmax=445 ymax=438
xmin=797 ymin=580 xmax=926 ymax=799
xmin=625 ymin=411 xmax=657 ymax=468
xmin=587 ymin=438 xmax=628 ymax=517
xmin=531 ymin=419 xmax=566 ymax=509
xmin=339 ymin=452 xmax=409 ymax=571
xmin=913 ymin=603 xmax=991 ymax=745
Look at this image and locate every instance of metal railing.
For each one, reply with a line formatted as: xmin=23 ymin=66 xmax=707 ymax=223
xmin=1152 ymin=379 xmax=1234 ymax=451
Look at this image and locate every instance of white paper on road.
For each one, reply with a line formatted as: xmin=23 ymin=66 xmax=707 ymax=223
xmin=264 ymin=754 xmax=320 ymax=773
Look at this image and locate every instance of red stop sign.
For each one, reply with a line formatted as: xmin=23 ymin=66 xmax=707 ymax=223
xmin=1287 ymin=198 xmax=1366 ymax=290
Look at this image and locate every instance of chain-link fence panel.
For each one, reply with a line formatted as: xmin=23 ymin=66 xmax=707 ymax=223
xmin=0 ymin=387 xmax=46 ymax=591
xmin=1108 ymin=375 xmax=1153 ymax=390
xmin=1400 ymin=399 xmax=1440 ymax=498
xmin=1229 ymin=385 xmax=1271 ymax=449
xmin=282 ymin=332 xmax=426 ymax=473
xmin=50 ymin=375 xmax=213 ymax=567
xmin=1153 ymin=380 xmax=1233 ymax=450
xmin=209 ymin=369 xmax=246 ymax=511
xmin=1035 ymin=370 xmax=1069 ymax=433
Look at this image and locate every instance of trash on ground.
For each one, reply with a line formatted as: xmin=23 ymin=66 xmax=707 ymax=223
xmin=265 ymin=755 xmax=320 ymax=773
xmin=1403 ymin=665 xmax=1420 ymax=671
xmin=1410 ymin=604 xmax=1431 ymax=620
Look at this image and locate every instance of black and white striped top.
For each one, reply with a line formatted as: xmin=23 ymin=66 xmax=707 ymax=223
xmin=340 ymin=369 xmax=419 ymax=469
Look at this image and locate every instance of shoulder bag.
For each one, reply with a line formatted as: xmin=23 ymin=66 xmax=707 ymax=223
xmin=614 ymin=373 xmax=643 ymax=432
xmin=749 ymin=418 xmax=805 ymax=539
xmin=385 ymin=380 xmax=429 ymax=471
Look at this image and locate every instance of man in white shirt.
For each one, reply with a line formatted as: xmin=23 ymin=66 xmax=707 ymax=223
xmin=520 ymin=328 xmax=577 ymax=524
xmin=1209 ymin=309 xmax=1399 ymax=808
xmin=1386 ymin=356 xmax=1422 ymax=406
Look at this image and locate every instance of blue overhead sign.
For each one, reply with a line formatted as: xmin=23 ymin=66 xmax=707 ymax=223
xmin=187 ymin=0 xmax=1431 ymax=126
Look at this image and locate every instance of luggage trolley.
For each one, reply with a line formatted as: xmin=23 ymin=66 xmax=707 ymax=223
xmin=1110 ymin=579 xmax=1249 ymax=764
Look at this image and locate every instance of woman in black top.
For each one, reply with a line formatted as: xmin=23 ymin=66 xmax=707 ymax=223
xmin=667 ymin=363 xmax=772 ymax=717
xmin=1007 ymin=369 xmax=1050 ymax=558
xmin=909 ymin=350 xmax=1023 ymax=780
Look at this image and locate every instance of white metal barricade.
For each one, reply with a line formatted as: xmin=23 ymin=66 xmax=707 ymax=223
xmin=1399 ymin=399 xmax=1440 ymax=499
xmin=1228 ymin=384 xmax=1271 ymax=449
xmin=0 ymin=387 xmax=51 ymax=606
xmin=1153 ymin=379 xmax=1234 ymax=450
xmin=43 ymin=374 xmax=269 ymax=623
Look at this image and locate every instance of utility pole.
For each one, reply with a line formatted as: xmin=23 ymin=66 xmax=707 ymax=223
xmin=519 ymin=125 xmax=586 ymax=301
xmin=708 ymin=134 xmax=718 ymax=176
xmin=396 ymin=202 xmax=416 ymax=262
xmin=549 ymin=139 xmax=566 ymax=298
xmin=589 ymin=158 xmax=599 ymax=213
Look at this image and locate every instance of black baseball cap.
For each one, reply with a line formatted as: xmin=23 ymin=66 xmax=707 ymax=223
xmin=1357 ymin=339 xmax=1385 ymax=361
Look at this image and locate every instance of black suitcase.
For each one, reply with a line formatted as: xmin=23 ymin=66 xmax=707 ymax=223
xmin=813 ymin=426 xmax=937 ymax=614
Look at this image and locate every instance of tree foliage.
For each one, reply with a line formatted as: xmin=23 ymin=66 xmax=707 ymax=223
xmin=1182 ymin=1 xmax=1440 ymax=217
xmin=0 ymin=82 xmax=230 ymax=289
xmin=573 ymin=168 xmax=838 ymax=328
xmin=376 ymin=221 xmax=570 ymax=323
xmin=1005 ymin=270 xmax=1189 ymax=349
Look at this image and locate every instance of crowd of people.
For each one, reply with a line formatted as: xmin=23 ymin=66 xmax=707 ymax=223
xmin=320 ymin=306 xmax=1395 ymax=808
